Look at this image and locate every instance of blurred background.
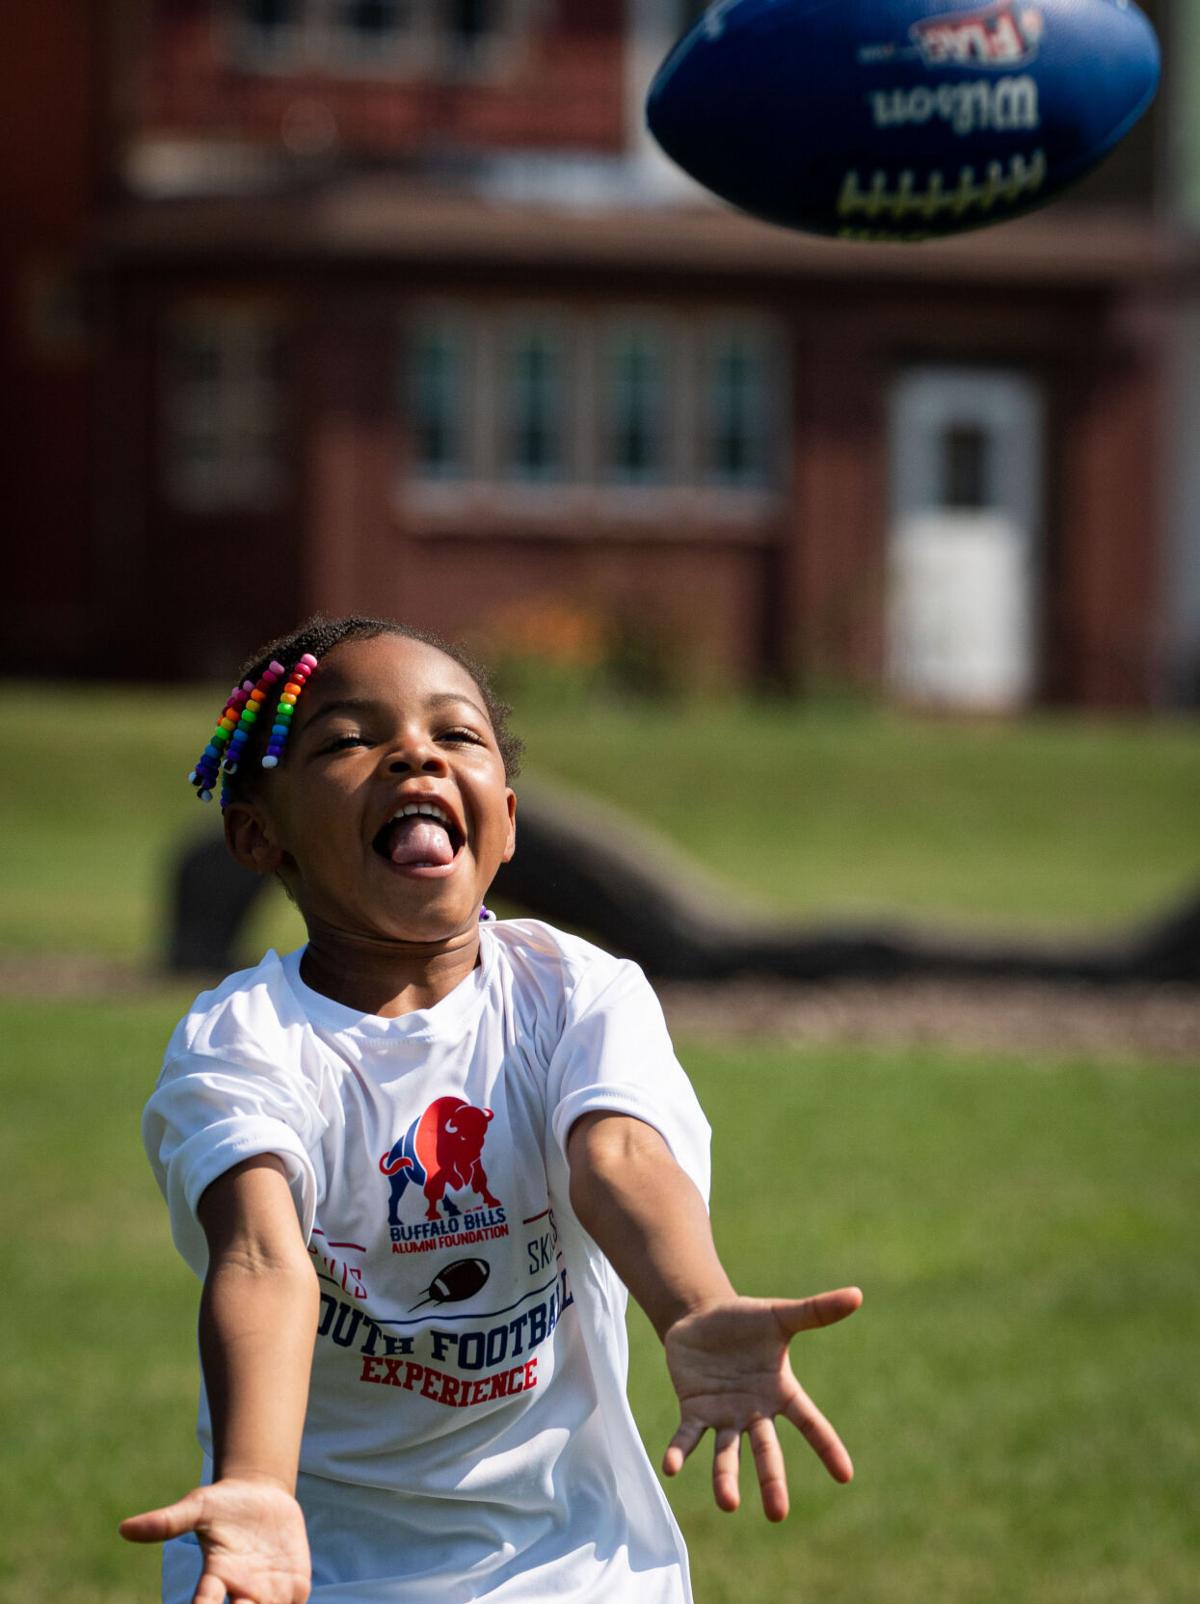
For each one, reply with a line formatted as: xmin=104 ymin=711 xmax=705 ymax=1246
xmin=7 ymin=0 xmax=1200 ymax=708
xmin=1 ymin=3 xmax=1198 ymax=1602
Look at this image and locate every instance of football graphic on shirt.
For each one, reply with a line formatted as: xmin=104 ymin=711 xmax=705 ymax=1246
xmin=410 ymin=1257 xmax=492 ymax=1310
xmin=380 ymin=1096 xmax=504 ymax=1224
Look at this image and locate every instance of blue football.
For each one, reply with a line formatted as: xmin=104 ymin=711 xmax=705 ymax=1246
xmin=646 ymin=0 xmax=1161 ymax=241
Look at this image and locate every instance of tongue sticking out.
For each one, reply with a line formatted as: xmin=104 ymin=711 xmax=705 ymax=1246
xmin=386 ymin=817 xmax=455 ymax=868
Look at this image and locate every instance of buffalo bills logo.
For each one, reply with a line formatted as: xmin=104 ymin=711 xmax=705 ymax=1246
xmin=380 ymin=1096 xmax=503 ymax=1224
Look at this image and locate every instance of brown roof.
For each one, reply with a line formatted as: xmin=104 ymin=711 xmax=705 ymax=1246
xmin=94 ymin=174 xmax=1200 ymax=291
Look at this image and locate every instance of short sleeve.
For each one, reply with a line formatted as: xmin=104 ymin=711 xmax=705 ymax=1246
xmin=546 ymin=960 xmax=711 ymax=1204
xmin=143 ymin=1053 xmax=329 ymax=1279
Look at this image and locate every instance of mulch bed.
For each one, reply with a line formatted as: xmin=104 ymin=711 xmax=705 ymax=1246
xmin=658 ymin=976 xmax=1200 ymax=1062
xmin=4 ymin=951 xmax=1197 ymax=1063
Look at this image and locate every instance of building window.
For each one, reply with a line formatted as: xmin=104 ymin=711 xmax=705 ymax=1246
xmin=447 ymin=0 xmax=494 ymax=50
xmin=232 ymin=0 xmax=306 ymax=62
xmin=442 ymin=0 xmax=525 ymax=73
xmin=503 ymin=321 xmax=570 ymax=483
xmin=229 ymin=0 xmax=525 ymax=75
xmin=326 ymin=0 xmax=426 ymax=65
xmin=602 ymin=322 xmax=672 ymax=486
xmin=704 ymin=323 xmax=777 ymax=489
xmin=406 ymin=318 xmax=470 ymax=480
xmin=163 ymin=307 xmax=287 ymax=512
xmin=940 ymin=423 xmax=990 ymax=510
xmin=401 ymin=302 xmax=784 ymax=503
xmin=334 ymin=0 xmax=415 ymax=37
xmin=240 ymin=0 xmax=302 ymax=34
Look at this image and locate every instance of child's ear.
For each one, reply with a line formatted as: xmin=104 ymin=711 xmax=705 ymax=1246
xmin=224 ymin=802 xmax=286 ymax=877
xmin=501 ymin=789 xmax=517 ymax=864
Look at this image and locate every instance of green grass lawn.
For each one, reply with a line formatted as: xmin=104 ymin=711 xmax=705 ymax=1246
xmin=1 ymin=995 xmax=1195 ymax=1604
xmin=1 ymin=682 xmax=1198 ymax=967
xmin=1 ymin=681 xmax=1196 ymax=1600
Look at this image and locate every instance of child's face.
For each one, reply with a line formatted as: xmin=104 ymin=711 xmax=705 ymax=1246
xmin=231 ymin=633 xmax=516 ymax=947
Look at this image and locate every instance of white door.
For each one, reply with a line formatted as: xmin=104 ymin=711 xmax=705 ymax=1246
xmin=887 ymin=367 xmax=1043 ymax=710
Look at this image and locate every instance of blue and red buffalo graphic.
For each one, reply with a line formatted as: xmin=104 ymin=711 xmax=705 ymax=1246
xmin=380 ymin=1097 xmax=503 ymax=1224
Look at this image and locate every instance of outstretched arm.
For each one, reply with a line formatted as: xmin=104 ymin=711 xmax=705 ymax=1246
xmin=566 ymin=1112 xmax=861 ymax=1522
xmin=120 ymin=1154 xmax=318 ymax=1604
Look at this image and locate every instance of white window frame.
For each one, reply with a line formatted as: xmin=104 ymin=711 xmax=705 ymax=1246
xmin=437 ymin=0 xmax=531 ymax=81
xmin=701 ymin=317 xmax=783 ymax=493
xmin=498 ymin=309 xmax=576 ymax=487
xmin=403 ymin=305 xmax=477 ymax=485
xmin=227 ymin=0 xmax=311 ymax=70
xmin=398 ymin=299 xmax=786 ymax=518
xmin=324 ymin=0 xmax=434 ymax=74
xmin=597 ymin=312 xmax=683 ymax=491
xmin=162 ymin=302 xmax=287 ymax=513
xmin=226 ymin=0 xmax=529 ymax=80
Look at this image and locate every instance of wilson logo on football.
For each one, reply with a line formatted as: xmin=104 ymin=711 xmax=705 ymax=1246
xmin=910 ymin=3 xmax=1045 ymax=69
xmin=869 ymin=75 xmax=1040 ymax=137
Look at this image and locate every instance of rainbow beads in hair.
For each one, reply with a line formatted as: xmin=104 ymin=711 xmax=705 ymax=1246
xmin=187 ymin=651 xmax=318 ymax=805
xmin=262 ymin=654 xmax=318 ymax=769
xmin=189 ymin=660 xmax=285 ymax=801
xmin=223 ymin=662 xmax=287 ymax=777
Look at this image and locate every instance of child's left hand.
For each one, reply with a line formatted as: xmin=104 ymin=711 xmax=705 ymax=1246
xmin=662 ymin=1288 xmax=862 ymax=1521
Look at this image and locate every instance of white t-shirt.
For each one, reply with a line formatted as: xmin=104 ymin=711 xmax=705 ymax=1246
xmin=144 ymin=919 xmax=711 ymax=1603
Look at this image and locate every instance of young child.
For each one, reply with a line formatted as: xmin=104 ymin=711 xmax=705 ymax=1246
xmin=121 ymin=613 xmax=861 ymax=1604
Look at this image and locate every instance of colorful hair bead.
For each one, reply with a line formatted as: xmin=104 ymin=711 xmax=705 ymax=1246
xmin=188 ymin=651 xmax=322 ymax=802
xmin=221 ymin=662 xmax=286 ymax=776
xmin=187 ymin=661 xmax=286 ymax=804
xmin=261 ymin=652 xmax=318 ymax=770
xmin=188 ymin=682 xmax=249 ymax=800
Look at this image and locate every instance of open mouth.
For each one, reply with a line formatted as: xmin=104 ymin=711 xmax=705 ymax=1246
xmin=372 ymin=801 xmax=465 ymax=870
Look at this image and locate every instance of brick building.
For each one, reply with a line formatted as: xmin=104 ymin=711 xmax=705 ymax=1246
xmin=8 ymin=0 xmax=1200 ymax=707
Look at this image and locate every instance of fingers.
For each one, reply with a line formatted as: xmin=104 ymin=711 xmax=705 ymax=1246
xmin=666 ymin=1419 xmax=746 ymax=1513
xmin=663 ymin=1417 xmax=705 ymax=1477
xmin=711 ymin=1422 xmax=794 ymax=1518
xmin=119 ymin=1489 xmax=206 ymax=1544
xmin=711 ymin=1427 xmax=741 ymax=1513
xmin=194 ymin=1562 xmax=310 ymax=1604
xmin=748 ymin=1417 xmax=789 ymax=1522
xmin=772 ymin=1286 xmax=863 ymax=1338
xmin=668 ymin=1404 xmax=851 ymax=1515
xmin=784 ymin=1385 xmax=855 ymax=1484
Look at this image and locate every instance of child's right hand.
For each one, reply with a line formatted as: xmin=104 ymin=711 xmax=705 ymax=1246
xmin=120 ymin=1476 xmax=311 ymax=1604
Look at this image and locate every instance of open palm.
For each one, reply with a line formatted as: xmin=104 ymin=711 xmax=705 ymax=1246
xmin=662 ymin=1287 xmax=862 ymax=1521
xmin=120 ymin=1478 xmax=311 ymax=1604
